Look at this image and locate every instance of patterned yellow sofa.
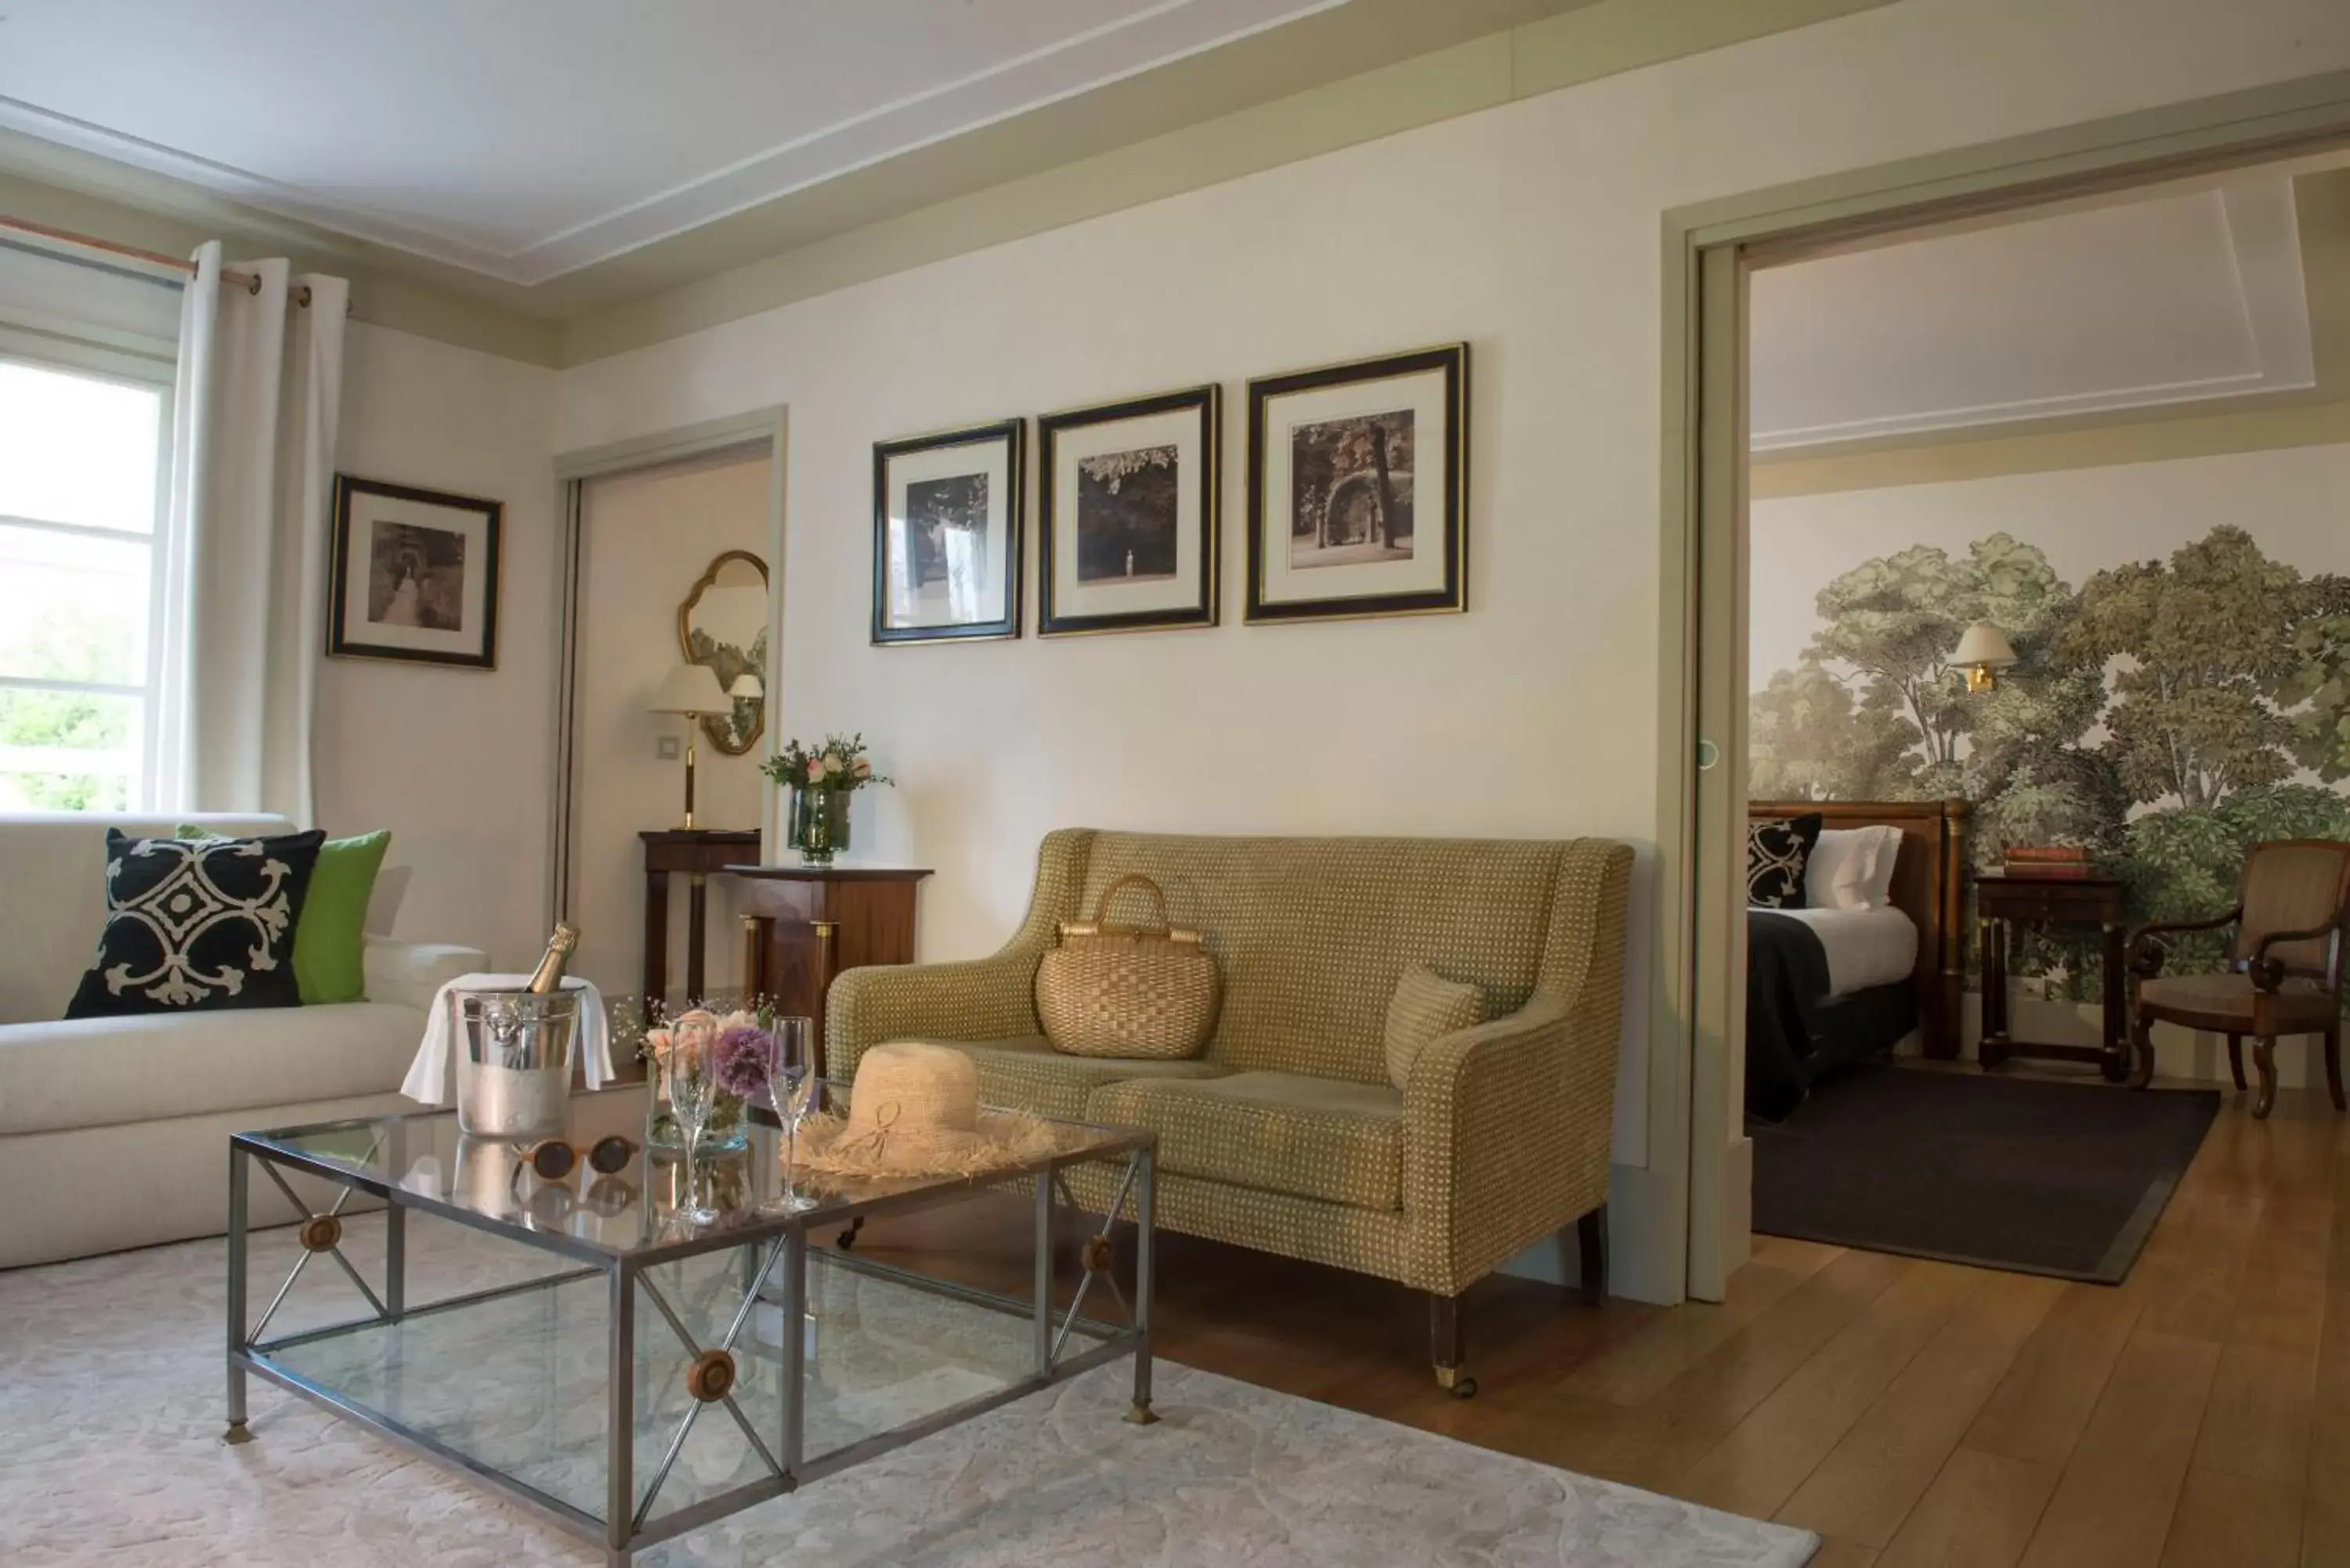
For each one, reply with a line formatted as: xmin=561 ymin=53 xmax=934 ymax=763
xmin=827 ymin=828 xmax=1635 ymax=1393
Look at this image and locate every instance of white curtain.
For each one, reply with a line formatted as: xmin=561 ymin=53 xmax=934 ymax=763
xmin=154 ymin=241 xmax=347 ymax=823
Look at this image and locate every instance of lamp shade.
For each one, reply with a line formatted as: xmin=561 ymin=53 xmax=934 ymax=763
xmin=728 ymin=672 xmax=765 ymax=700
xmin=1953 ymin=622 xmax=2018 ymax=670
xmin=648 ymin=662 xmax=731 ymax=715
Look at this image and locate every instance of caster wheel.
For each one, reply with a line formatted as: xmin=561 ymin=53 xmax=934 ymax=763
xmin=1452 ymin=1377 xmax=1477 ymax=1400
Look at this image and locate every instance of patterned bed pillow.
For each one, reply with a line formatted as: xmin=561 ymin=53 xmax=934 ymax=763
xmin=66 ymin=829 xmax=326 ymax=1017
xmin=1747 ymin=814 xmax=1823 ymax=909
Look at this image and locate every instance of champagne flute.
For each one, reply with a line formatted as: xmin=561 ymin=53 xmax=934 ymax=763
xmin=669 ymin=1041 xmax=721 ymax=1226
xmin=762 ymin=1017 xmax=819 ymax=1215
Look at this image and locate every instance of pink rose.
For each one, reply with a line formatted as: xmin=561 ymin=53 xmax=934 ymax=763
xmin=805 ymin=757 xmax=825 ymax=782
xmin=854 ymin=758 xmax=872 ymax=777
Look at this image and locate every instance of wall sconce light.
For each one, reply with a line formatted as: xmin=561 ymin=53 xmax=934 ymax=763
xmin=1953 ymin=622 xmax=2018 ymax=693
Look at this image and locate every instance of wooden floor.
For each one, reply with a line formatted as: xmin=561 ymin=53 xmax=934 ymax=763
xmin=860 ymin=1075 xmax=2350 ymax=1568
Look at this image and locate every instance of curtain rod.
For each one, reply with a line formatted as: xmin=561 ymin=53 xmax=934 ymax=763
xmin=0 ymin=213 xmax=316 ymax=307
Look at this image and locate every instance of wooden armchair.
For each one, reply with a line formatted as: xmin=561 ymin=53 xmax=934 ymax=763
xmin=2126 ymin=840 xmax=2350 ymax=1118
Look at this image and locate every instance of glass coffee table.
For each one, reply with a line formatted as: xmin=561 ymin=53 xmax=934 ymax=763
xmin=226 ymin=1085 xmax=1156 ymax=1566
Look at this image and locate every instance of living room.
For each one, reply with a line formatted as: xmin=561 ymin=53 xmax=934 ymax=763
xmin=5 ymin=3 xmax=2350 ymax=1566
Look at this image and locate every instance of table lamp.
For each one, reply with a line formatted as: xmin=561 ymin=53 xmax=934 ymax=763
xmin=649 ymin=663 xmax=731 ymax=829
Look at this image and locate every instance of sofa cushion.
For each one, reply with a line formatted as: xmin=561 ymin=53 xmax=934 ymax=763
xmin=0 ymin=813 xmax=294 ymax=1025
xmin=1383 ymin=964 xmax=1483 ymax=1090
xmin=908 ymin=1035 xmax=1232 ymax=1123
xmin=67 ymin=829 xmax=324 ymax=1017
xmin=1072 ymin=833 xmax=1564 ymax=1085
xmin=1086 ymin=1071 xmax=1404 ymax=1212
xmin=0 ymin=1002 xmax=426 ymax=1136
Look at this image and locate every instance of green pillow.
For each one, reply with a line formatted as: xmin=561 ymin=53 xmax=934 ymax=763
xmin=176 ymin=826 xmax=389 ymax=1005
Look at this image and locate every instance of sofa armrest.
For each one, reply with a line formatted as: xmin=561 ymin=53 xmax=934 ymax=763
xmin=1401 ymin=988 xmax=1616 ymax=1295
xmin=363 ymin=936 xmax=489 ymax=1014
xmin=826 ymin=951 xmax=1047 ymax=1078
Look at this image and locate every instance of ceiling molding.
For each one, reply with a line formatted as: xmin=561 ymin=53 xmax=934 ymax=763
xmin=1752 ymin=394 xmax=2350 ymax=499
xmin=553 ymin=0 xmax=1895 ymax=365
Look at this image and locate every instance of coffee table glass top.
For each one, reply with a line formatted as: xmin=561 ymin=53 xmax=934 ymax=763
xmin=233 ymin=1083 xmax=1148 ymax=1262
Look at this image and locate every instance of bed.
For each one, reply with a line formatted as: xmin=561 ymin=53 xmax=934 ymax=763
xmin=1745 ymin=798 xmax=1969 ymax=1119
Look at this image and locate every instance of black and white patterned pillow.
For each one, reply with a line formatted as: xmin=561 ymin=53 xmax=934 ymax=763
xmin=66 ymin=829 xmax=325 ymax=1017
xmin=1747 ymin=814 xmax=1823 ymax=909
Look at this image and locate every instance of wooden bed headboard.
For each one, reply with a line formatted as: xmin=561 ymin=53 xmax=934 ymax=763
xmin=1748 ymin=797 xmax=1971 ymax=1060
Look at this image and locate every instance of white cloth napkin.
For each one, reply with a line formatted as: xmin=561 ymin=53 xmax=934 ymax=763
xmin=400 ymin=974 xmax=616 ymax=1105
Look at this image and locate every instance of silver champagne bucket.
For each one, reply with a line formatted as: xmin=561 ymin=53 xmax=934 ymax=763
xmin=453 ymin=988 xmax=580 ymax=1141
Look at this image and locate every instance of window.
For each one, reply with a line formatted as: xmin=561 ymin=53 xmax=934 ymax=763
xmin=0 ymin=353 xmax=170 ymax=811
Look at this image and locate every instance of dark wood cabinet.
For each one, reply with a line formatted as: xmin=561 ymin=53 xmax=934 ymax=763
xmin=638 ymin=829 xmax=763 ymax=1010
xmin=730 ymin=864 xmax=932 ymax=1076
xmin=1974 ymin=874 xmax=2131 ymax=1079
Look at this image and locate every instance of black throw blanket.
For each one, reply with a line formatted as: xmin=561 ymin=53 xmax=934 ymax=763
xmin=1747 ymin=909 xmax=1833 ymax=1122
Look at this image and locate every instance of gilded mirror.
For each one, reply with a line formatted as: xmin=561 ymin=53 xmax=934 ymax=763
xmin=678 ymin=549 xmax=769 ymax=755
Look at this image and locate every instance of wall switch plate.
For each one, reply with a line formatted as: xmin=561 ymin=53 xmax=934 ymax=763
xmin=656 ymin=735 xmax=682 ymax=761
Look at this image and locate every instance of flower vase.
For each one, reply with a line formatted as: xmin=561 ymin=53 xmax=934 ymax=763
xmin=647 ymin=1089 xmax=751 ymax=1154
xmin=790 ymin=787 xmax=851 ymax=865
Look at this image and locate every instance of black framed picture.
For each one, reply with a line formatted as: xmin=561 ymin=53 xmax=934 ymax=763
xmin=1038 ymin=384 xmax=1219 ymax=636
xmin=1246 ymin=342 xmax=1468 ymax=623
xmin=327 ymin=475 xmax=502 ymax=667
xmin=872 ymin=419 xmax=1025 ymax=645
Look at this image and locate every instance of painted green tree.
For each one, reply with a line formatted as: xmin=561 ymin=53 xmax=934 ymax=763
xmin=1752 ymin=521 xmax=2350 ymax=996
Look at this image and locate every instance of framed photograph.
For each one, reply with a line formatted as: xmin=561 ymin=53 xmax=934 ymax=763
xmin=872 ymin=418 xmax=1024 ymax=645
xmin=1246 ymin=342 xmax=1469 ymax=623
xmin=1038 ymin=384 xmax=1219 ymax=636
xmin=327 ymin=475 xmax=502 ymax=667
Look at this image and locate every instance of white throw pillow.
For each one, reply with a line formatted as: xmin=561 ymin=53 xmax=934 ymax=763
xmin=1856 ymin=825 xmax=1904 ymax=907
xmin=1804 ymin=829 xmax=1878 ymax=909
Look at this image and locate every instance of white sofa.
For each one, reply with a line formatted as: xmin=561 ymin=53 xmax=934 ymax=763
xmin=0 ymin=813 xmax=485 ymax=1268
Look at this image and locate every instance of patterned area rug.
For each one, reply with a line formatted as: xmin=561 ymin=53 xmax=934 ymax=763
xmin=0 ymin=1219 xmax=1816 ymax=1567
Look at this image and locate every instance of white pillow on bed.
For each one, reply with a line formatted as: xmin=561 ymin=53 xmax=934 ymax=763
xmin=1805 ymin=829 xmax=1877 ymax=909
xmin=1802 ymin=825 xmax=1906 ymax=909
xmin=1857 ymin=826 xmax=1904 ymax=907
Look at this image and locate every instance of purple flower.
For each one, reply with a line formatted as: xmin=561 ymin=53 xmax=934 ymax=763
xmin=713 ymin=1025 xmax=776 ymax=1099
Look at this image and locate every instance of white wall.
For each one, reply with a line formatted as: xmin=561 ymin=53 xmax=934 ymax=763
xmin=539 ymin=0 xmax=2350 ymax=1289
xmin=571 ymin=447 xmax=772 ymax=999
xmin=316 ymin=321 xmax=557 ymax=970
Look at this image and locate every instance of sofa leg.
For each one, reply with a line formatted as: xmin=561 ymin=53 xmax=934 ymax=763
xmin=1575 ymin=1206 xmax=1609 ymax=1306
xmin=1430 ymin=1292 xmax=1474 ymax=1399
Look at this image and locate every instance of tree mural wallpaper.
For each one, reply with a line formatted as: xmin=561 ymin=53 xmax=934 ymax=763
xmin=1752 ymin=523 xmax=2350 ymax=998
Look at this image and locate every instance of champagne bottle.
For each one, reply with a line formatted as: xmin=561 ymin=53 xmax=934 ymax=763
xmin=524 ymin=923 xmax=580 ymax=995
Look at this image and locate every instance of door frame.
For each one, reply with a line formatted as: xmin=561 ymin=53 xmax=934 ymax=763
xmin=545 ymin=406 xmax=790 ymax=930
xmin=1655 ymin=70 xmax=2350 ymax=1302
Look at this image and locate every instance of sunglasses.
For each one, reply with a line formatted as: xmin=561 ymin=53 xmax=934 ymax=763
xmin=515 ymin=1135 xmax=640 ymax=1183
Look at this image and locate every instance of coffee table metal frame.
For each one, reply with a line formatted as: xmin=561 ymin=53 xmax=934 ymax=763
xmin=225 ymin=1106 xmax=1158 ymax=1567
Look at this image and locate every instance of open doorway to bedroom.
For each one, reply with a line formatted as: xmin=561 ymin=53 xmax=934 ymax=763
xmin=1729 ymin=148 xmax=2350 ymax=1285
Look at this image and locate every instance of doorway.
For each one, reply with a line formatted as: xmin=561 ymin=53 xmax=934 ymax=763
xmin=1662 ymin=75 xmax=2350 ymax=1302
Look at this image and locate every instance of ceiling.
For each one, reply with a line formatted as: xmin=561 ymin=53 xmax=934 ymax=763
xmin=0 ymin=0 xmax=1365 ymax=285
xmin=0 ymin=0 xmax=1596 ymax=326
xmin=1749 ymin=163 xmax=2350 ymax=456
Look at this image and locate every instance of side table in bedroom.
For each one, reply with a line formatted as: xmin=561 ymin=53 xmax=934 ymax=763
xmin=1973 ymin=874 xmax=2130 ymax=1081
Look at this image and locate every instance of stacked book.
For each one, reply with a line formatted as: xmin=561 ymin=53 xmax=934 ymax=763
xmin=2004 ymin=845 xmax=2094 ymax=880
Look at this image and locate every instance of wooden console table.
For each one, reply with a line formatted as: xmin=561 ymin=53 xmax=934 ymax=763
xmin=1975 ymin=873 xmax=2130 ymax=1080
xmin=730 ymin=864 xmax=932 ymax=1075
xmin=638 ymin=829 xmax=762 ymax=1010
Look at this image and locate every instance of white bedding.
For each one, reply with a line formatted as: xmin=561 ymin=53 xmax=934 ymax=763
xmin=1756 ymin=905 xmax=1918 ymax=998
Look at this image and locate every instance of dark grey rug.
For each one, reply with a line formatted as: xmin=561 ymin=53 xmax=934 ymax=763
xmin=1751 ymin=1066 xmax=2220 ymax=1284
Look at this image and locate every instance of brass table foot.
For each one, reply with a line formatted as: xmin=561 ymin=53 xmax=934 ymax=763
xmin=1123 ymin=1400 xmax=1160 ymax=1426
xmin=223 ymin=1420 xmax=252 ymax=1445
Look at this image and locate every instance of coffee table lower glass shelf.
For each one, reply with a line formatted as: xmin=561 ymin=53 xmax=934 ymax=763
xmin=226 ymin=1086 xmax=1157 ymax=1566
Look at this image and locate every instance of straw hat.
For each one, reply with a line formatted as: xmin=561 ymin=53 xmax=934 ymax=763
xmin=798 ymin=1041 xmax=1061 ymax=1178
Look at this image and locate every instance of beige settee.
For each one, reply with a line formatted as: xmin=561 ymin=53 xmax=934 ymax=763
xmin=828 ymin=828 xmax=1634 ymax=1393
xmin=0 ymin=813 xmax=484 ymax=1268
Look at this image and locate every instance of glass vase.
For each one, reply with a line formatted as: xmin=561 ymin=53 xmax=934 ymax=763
xmin=790 ymin=787 xmax=852 ymax=865
xmin=647 ymin=1089 xmax=750 ymax=1153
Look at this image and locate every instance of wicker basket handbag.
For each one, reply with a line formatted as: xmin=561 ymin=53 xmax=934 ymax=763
xmin=1036 ymin=873 xmax=1220 ymax=1059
